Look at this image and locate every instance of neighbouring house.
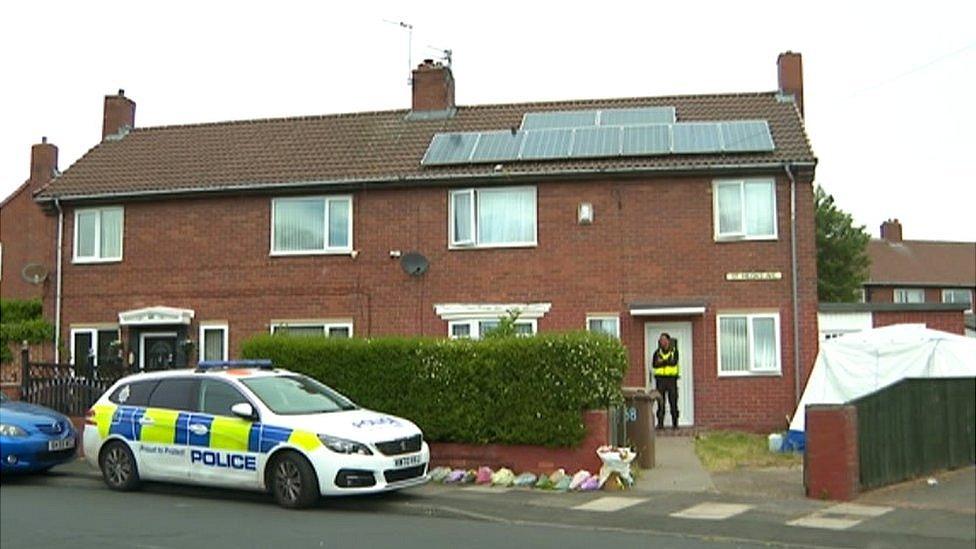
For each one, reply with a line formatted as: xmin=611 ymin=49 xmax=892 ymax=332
xmin=817 ymin=302 xmax=969 ymax=341
xmin=10 ymin=52 xmax=819 ymax=431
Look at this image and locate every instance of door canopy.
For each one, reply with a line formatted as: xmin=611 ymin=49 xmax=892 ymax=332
xmin=118 ymin=306 xmax=195 ymax=326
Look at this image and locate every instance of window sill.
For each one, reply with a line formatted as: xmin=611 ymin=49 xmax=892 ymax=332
xmin=717 ymin=370 xmax=782 ymax=378
xmin=714 ymin=235 xmax=778 ymax=243
xmin=269 ymin=249 xmax=354 ymax=257
xmin=72 ymin=257 xmax=122 ymax=265
xmin=448 ymin=242 xmax=538 ymax=251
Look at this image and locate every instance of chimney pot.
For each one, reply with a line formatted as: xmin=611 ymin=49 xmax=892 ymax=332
xmin=777 ymin=51 xmax=804 ymax=117
xmin=411 ymin=61 xmax=455 ymax=113
xmin=41 ymin=136 xmax=47 ymax=144
xmin=102 ymin=90 xmax=136 ymax=140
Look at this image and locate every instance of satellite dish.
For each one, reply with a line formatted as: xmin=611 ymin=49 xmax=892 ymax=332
xmin=400 ymin=252 xmax=429 ymax=276
xmin=21 ymin=263 xmax=49 ymax=285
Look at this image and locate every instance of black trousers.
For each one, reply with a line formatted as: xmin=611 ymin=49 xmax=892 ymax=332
xmin=655 ymin=376 xmax=679 ymax=428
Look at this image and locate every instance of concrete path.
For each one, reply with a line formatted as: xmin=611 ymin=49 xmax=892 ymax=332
xmin=632 ymin=436 xmax=717 ymax=493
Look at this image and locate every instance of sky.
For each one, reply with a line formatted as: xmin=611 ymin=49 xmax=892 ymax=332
xmin=1 ymin=0 xmax=974 ymax=241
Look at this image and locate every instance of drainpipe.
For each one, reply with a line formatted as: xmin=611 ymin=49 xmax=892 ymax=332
xmin=784 ymin=165 xmax=802 ymax=405
xmin=53 ymin=198 xmax=64 ymax=364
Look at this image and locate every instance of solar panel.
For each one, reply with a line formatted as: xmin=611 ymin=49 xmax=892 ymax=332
xmin=521 ymin=110 xmax=598 ymax=130
xmin=672 ymin=123 xmax=722 ymax=154
xmin=520 ymin=129 xmax=574 ymax=159
xmin=720 ymin=121 xmax=775 ymax=152
xmin=570 ymin=127 xmax=622 ymax=158
xmin=600 ymin=107 xmax=676 ymax=126
xmin=469 ymin=131 xmax=523 ymax=162
xmin=421 ymin=132 xmax=480 ymax=165
xmin=621 ymin=125 xmax=671 ymax=156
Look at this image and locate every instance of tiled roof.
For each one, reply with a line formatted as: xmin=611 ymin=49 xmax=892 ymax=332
xmin=35 ymin=92 xmax=815 ymax=201
xmin=867 ymin=239 xmax=976 ymax=287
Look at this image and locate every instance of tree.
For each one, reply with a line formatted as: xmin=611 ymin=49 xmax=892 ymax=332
xmin=815 ymin=186 xmax=871 ymax=302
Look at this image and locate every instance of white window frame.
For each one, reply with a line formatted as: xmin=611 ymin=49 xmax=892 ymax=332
xmin=447 ymin=318 xmax=538 ymax=340
xmin=70 ymin=326 xmax=121 ymax=367
xmin=448 ymin=186 xmax=538 ymax=249
xmin=198 ymin=323 xmax=229 ymax=362
xmin=73 ymin=206 xmax=124 ymax=263
xmin=712 ymin=178 xmax=777 ymax=241
xmin=941 ymin=288 xmax=973 ymax=309
xmin=586 ymin=314 xmax=620 ymax=339
xmin=716 ymin=312 xmax=782 ymax=377
xmin=855 ymin=288 xmax=866 ymax=303
xmin=270 ymin=320 xmax=354 ymax=338
xmin=893 ymin=288 xmax=925 ymax=304
xmin=270 ymin=195 xmax=353 ymax=256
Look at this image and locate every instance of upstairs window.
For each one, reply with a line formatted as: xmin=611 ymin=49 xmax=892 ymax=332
xmin=74 ymin=207 xmax=123 ymax=262
xmin=713 ymin=179 xmax=776 ymax=240
xmin=894 ymin=288 xmax=924 ymax=304
xmin=942 ymin=289 xmax=972 ymax=309
xmin=271 ymin=196 xmax=352 ymax=255
xmin=450 ymin=186 xmax=537 ymax=248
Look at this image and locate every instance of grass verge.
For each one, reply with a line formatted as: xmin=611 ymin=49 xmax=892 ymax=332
xmin=694 ymin=431 xmax=802 ymax=472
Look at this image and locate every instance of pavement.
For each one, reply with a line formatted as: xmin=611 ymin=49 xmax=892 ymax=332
xmin=2 ymin=438 xmax=973 ymax=548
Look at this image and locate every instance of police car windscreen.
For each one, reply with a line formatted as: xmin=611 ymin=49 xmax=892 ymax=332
xmin=241 ymin=375 xmax=357 ymax=415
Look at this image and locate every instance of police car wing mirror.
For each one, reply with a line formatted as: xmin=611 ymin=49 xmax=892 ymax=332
xmin=231 ymin=402 xmax=256 ymax=420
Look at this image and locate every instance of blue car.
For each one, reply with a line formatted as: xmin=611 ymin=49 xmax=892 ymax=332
xmin=1 ymin=392 xmax=78 ymax=474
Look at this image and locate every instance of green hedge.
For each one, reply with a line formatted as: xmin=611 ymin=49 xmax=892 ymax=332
xmin=241 ymin=332 xmax=627 ymax=447
xmin=1 ymin=299 xmax=54 ymax=363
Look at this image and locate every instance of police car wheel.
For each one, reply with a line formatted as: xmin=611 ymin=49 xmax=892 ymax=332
xmin=100 ymin=441 xmax=141 ymax=491
xmin=269 ymin=452 xmax=318 ymax=509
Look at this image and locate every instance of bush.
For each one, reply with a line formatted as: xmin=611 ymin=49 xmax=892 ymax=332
xmin=1 ymin=299 xmax=54 ymax=363
xmin=241 ymin=332 xmax=627 ymax=447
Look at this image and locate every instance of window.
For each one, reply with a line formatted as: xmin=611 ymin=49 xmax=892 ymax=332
xmin=447 ymin=318 xmax=537 ymax=339
xmin=713 ymin=179 xmax=776 ymax=240
xmin=74 ymin=207 xmax=123 ymax=262
xmin=942 ymin=289 xmax=973 ymax=308
xmin=70 ymin=328 xmax=120 ymax=367
xmin=855 ymin=288 xmax=866 ymax=303
xmin=198 ymin=380 xmax=248 ymax=417
xmin=109 ymin=380 xmax=159 ymax=406
xmin=894 ymin=288 xmax=924 ymax=304
xmin=199 ymin=323 xmax=229 ymax=362
xmin=449 ymin=186 xmax=537 ymax=248
xmin=148 ymin=379 xmax=200 ymax=411
xmin=717 ymin=313 xmax=781 ymax=375
xmin=271 ymin=196 xmax=352 ymax=255
xmin=271 ymin=321 xmax=353 ymax=338
xmin=241 ymin=375 xmax=357 ymax=415
xmin=586 ymin=315 xmax=620 ymax=338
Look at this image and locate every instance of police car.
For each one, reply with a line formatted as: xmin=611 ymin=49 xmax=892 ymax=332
xmin=83 ymin=360 xmax=429 ymax=508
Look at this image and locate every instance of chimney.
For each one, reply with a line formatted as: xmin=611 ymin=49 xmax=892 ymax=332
xmin=411 ymin=60 xmax=455 ymax=113
xmin=102 ymin=89 xmax=136 ymax=140
xmin=29 ymin=136 xmax=59 ymax=188
xmin=777 ymin=51 xmax=804 ymax=117
xmin=880 ymin=219 xmax=903 ymax=242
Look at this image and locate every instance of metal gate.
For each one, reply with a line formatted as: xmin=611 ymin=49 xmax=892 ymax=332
xmin=19 ymin=349 xmax=129 ymax=416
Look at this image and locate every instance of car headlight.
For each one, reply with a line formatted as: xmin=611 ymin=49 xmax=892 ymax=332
xmin=318 ymin=434 xmax=372 ymax=455
xmin=0 ymin=424 xmax=28 ymax=437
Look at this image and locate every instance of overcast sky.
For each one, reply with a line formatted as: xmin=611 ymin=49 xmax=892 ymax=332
xmin=2 ymin=1 xmax=974 ymax=240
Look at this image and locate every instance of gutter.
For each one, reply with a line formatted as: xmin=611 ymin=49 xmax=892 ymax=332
xmin=784 ymin=164 xmax=802 ymax=406
xmin=33 ymin=161 xmax=818 ymax=205
xmin=53 ymin=198 xmax=64 ymax=363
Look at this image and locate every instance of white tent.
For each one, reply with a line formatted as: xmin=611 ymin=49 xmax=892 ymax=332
xmin=789 ymin=324 xmax=976 ymax=434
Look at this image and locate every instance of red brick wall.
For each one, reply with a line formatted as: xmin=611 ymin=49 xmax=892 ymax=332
xmin=0 ymin=183 xmax=56 ymax=302
xmin=55 ymin=174 xmax=818 ymax=431
xmin=430 ymin=410 xmax=608 ymax=473
xmin=873 ymin=310 xmax=965 ymax=334
xmin=805 ymin=404 xmax=859 ymax=501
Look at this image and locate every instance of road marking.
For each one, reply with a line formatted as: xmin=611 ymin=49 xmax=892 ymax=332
xmin=572 ymin=497 xmax=648 ymax=512
xmin=788 ymin=503 xmax=893 ymax=530
xmin=670 ymin=502 xmax=753 ymax=520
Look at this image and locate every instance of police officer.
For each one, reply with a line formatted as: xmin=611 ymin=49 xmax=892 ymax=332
xmin=652 ymin=333 xmax=679 ymax=429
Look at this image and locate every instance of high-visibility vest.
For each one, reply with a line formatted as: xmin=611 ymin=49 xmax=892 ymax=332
xmin=652 ymin=348 xmax=680 ymax=377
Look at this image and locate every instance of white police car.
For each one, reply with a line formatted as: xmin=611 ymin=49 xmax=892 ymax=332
xmin=83 ymin=360 xmax=429 ymax=508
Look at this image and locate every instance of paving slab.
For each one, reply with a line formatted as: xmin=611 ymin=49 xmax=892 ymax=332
xmin=632 ymin=436 xmax=716 ymax=494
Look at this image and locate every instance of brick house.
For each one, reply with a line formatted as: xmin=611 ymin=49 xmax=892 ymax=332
xmin=7 ymin=52 xmax=819 ymax=431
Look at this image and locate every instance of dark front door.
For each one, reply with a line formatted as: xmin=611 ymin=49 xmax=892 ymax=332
xmin=143 ymin=334 xmax=178 ymax=370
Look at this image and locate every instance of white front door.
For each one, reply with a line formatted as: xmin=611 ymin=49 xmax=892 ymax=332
xmin=645 ymin=321 xmax=694 ymax=427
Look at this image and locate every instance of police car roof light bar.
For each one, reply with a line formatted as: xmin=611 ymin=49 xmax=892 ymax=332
xmin=196 ymin=359 xmax=274 ymax=372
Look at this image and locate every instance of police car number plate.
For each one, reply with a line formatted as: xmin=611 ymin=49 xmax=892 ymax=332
xmin=48 ymin=437 xmax=75 ymax=451
xmin=393 ymin=454 xmax=422 ymax=468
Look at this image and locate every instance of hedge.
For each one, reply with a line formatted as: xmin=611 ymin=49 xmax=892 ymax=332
xmin=1 ymin=299 xmax=54 ymax=363
xmin=241 ymin=332 xmax=627 ymax=447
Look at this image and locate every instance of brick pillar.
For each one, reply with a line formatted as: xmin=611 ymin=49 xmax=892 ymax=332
xmin=805 ymin=404 xmax=859 ymax=501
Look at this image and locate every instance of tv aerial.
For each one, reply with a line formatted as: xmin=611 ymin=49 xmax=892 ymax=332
xmin=21 ymin=263 xmax=49 ymax=285
xmin=427 ymin=45 xmax=453 ymax=67
xmin=400 ymin=252 xmax=429 ymax=276
xmin=383 ymin=19 xmax=414 ymax=86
